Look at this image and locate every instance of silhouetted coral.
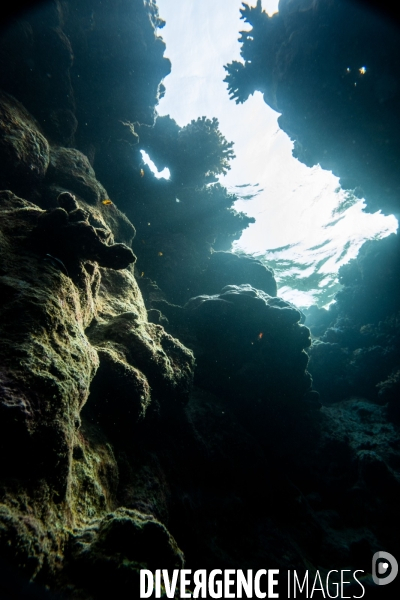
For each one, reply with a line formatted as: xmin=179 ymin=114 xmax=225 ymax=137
xmin=306 ymin=234 xmax=400 ymax=403
xmin=224 ymin=0 xmax=400 ymax=214
xmin=2 ymin=1 xmax=400 ymax=596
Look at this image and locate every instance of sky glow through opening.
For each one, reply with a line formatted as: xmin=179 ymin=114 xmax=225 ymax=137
xmin=140 ymin=149 xmax=171 ymax=179
xmin=155 ymin=0 xmax=398 ymax=307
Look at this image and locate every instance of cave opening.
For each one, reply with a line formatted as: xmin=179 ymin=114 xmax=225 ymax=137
xmin=155 ymin=0 xmax=398 ymax=308
xmin=2 ymin=0 xmax=400 ymax=596
xmin=140 ymin=149 xmax=171 ymax=180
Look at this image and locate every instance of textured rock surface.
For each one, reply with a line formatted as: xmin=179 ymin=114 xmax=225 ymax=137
xmin=306 ymin=233 xmax=400 ymax=410
xmin=0 ymin=91 xmax=50 ymax=197
xmin=1 ymin=0 xmax=400 ymax=597
xmin=67 ymin=508 xmax=184 ymax=598
xmin=0 ymin=48 xmax=193 ymax=595
xmin=0 ymin=191 xmax=99 ymax=494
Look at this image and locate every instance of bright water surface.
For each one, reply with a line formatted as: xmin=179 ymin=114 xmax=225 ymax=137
xmin=155 ymin=0 xmax=398 ymax=307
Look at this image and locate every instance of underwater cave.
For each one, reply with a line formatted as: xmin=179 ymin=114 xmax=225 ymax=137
xmin=0 ymin=0 xmax=400 ymax=598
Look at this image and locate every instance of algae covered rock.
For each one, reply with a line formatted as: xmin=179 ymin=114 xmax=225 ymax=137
xmin=86 ymin=310 xmax=195 ymax=426
xmin=0 ymin=94 xmax=194 ymax=595
xmin=0 ymin=191 xmax=100 ymax=496
xmin=0 ymin=185 xmax=193 ymax=594
xmin=0 ymin=91 xmax=50 ymax=197
xmin=0 ymin=504 xmax=49 ymax=580
xmin=31 ymin=193 xmax=136 ymax=273
xmin=68 ymin=508 xmax=184 ymax=598
xmin=45 ymin=147 xmax=105 ymax=206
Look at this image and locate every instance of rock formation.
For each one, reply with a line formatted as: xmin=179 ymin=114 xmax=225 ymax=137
xmin=1 ymin=1 xmax=399 ymax=598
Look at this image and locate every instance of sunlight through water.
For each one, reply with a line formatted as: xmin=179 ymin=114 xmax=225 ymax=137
xmin=156 ymin=0 xmax=398 ymax=307
xmin=140 ymin=149 xmax=171 ymax=179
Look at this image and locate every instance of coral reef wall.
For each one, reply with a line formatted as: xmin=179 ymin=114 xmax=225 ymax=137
xmin=0 ymin=2 xmax=193 ymax=596
xmin=1 ymin=1 xmax=400 ymax=598
xmin=306 ymin=232 xmax=400 ymax=415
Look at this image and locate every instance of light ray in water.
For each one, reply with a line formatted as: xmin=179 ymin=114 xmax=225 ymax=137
xmin=156 ymin=0 xmax=398 ymax=307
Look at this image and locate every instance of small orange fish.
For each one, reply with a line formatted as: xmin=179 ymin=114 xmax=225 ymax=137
xmin=140 ymin=168 xmax=145 ymax=177
xmin=258 ymin=332 xmax=263 ymax=340
xmin=158 ymin=252 xmax=163 ymax=257
xmin=102 ymin=199 xmax=113 ymax=205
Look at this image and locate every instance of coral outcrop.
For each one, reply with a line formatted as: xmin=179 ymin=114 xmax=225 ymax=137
xmin=1 ymin=0 xmax=400 ymax=597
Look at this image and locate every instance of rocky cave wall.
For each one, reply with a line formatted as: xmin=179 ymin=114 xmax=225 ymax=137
xmin=221 ymin=0 xmax=400 ymax=423
xmin=0 ymin=1 xmax=400 ymax=598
